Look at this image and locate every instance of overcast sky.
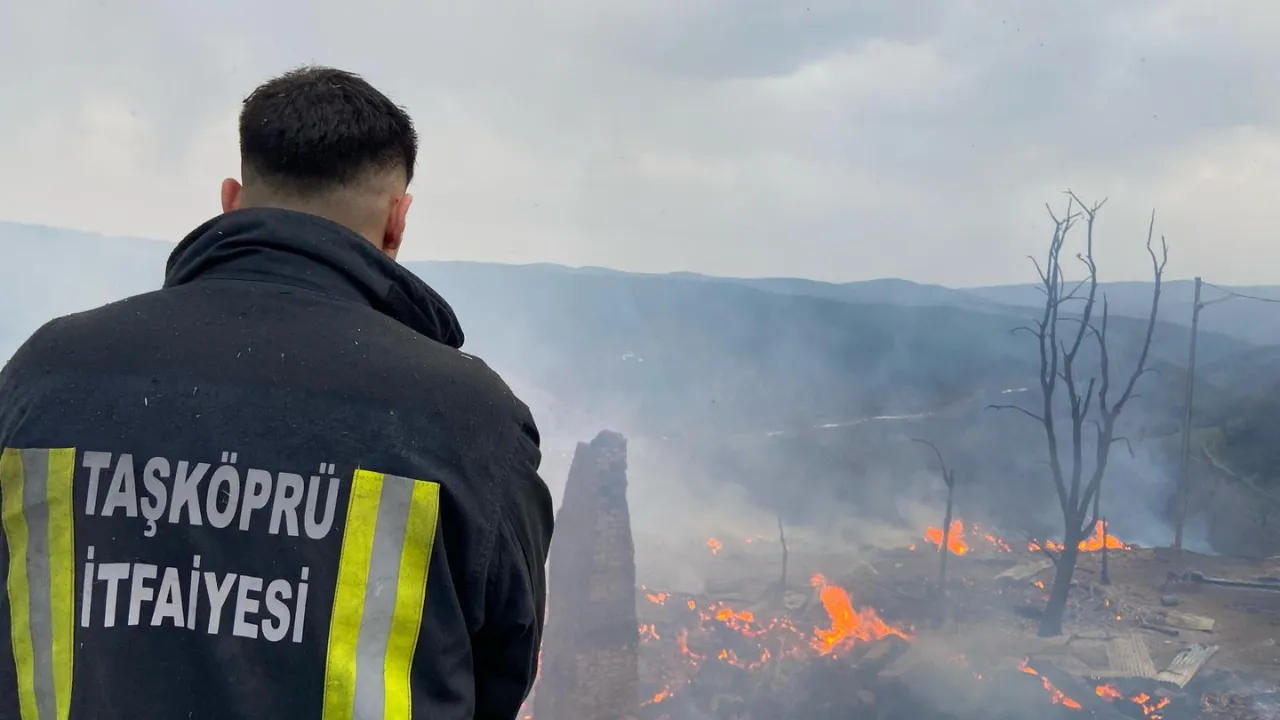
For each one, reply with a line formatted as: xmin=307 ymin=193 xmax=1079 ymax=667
xmin=2 ymin=0 xmax=1277 ymax=286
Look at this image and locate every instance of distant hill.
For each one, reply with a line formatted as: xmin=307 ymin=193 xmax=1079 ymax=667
xmin=969 ymin=280 xmax=1280 ymax=346
xmin=1 ymin=220 xmax=1276 ymax=538
xmin=655 ymin=271 xmax=1007 ymax=312
xmin=0 ymin=222 xmax=1261 ymax=434
xmin=1196 ymin=344 xmax=1280 ymax=484
xmin=0 ymin=223 xmax=172 ymax=362
xmin=411 ymin=262 xmax=1280 ymax=345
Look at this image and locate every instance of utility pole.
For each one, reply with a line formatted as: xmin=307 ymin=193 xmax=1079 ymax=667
xmin=1173 ymin=276 xmax=1203 ymax=553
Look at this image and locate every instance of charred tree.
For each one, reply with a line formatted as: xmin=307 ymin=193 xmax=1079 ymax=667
xmin=776 ymin=511 xmax=789 ymax=592
xmin=912 ymin=438 xmax=957 ymax=625
xmin=990 ymin=192 xmax=1166 ymax=637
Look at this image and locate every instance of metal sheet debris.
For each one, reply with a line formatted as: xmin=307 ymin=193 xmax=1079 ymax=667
xmin=1155 ymin=644 xmax=1219 ymax=688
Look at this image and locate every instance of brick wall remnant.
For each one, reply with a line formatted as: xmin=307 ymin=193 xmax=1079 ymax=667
xmin=532 ymin=430 xmax=639 ymax=720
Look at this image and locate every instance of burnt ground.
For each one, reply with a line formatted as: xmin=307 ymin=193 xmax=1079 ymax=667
xmin=920 ymin=546 xmax=1280 ymax=681
xmin=634 ymin=538 xmax=1280 ymax=719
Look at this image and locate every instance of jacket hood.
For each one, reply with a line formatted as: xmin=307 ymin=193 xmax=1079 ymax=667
xmin=164 ymin=208 xmax=464 ymax=349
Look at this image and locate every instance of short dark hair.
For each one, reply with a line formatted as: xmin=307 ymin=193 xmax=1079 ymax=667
xmin=238 ymin=66 xmax=418 ymax=193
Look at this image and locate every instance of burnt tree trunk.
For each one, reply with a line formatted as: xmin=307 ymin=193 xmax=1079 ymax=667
xmin=1040 ymin=533 xmax=1081 ymax=637
xmin=989 ymin=193 xmax=1165 ymax=637
xmin=777 ymin=512 xmax=789 ymax=592
xmin=936 ymin=484 xmax=957 ymax=591
xmin=938 ymin=484 xmax=954 ymax=597
xmin=933 ymin=482 xmax=956 ymax=628
xmin=910 ymin=437 xmax=958 ymax=627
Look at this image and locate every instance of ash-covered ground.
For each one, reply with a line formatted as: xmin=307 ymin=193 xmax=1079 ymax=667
xmin=629 ymin=523 xmax=1280 ymax=720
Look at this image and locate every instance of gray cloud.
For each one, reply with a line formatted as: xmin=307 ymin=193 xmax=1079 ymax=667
xmin=1 ymin=0 xmax=1277 ymax=285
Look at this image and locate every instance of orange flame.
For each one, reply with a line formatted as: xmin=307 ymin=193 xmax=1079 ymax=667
xmin=924 ymin=520 xmax=970 ymax=555
xmin=1096 ymin=683 xmax=1123 ymax=700
xmin=1019 ymin=659 xmax=1082 ymax=709
xmin=1094 ymin=685 xmax=1169 ymax=718
xmin=920 ymin=520 xmax=1015 ymax=555
xmin=1131 ymin=692 xmax=1170 ymax=717
xmin=809 ymin=573 xmax=910 ymax=655
xmin=706 ymin=537 xmax=723 ymax=556
xmin=1078 ymin=521 xmax=1129 ymax=551
xmin=1030 ymin=521 xmax=1130 ymax=553
xmin=636 ymin=576 xmax=913 ymax=703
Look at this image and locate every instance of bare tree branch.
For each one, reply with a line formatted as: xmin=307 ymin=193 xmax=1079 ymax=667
xmin=1007 ymin=191 xmax=1165 ymax=637
xmin=984 ymin=404 xmax=1045 ymax=424
xmin=910 ymin=438 xmax=955 ymax=488
xmin=1016 ymin=530 xmax=1062 ymax=567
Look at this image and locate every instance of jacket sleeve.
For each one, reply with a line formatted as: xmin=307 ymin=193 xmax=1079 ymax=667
xmin=472 ymin=411 xmax=553 ymax=720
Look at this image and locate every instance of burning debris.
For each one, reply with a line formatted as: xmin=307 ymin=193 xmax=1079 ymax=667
xmin=630 ymin=567 xmax=928 ymax=719
xmin=623 ymin=532 xmax=1280 ymax=719
xmin=912 ymin=519 xmax=1131 ymax=556
xmin=1020 ymin=659 xmax=1085 ymax=710
xmin=525 ymin=431 xmax=1280 ymax=720
xmin=811 ymin=573 xmax=911 ymax=655
xmin=636 ymin=571 xmax=911 ymax=710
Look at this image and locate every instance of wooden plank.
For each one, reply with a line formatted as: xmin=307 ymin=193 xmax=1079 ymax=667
xmin=1099 ymin=632 xmax=1158 ymax=679
xmin=1188 ymin=572 xmax=1280 ymax=591
xmin=1154 ymin=609 xmax=1215 ymax=632
xmin=1155 ymin=644 xmax=1219 ymax=688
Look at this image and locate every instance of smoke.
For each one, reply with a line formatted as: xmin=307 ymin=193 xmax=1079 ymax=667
xmin=0 ymin=221 xmax=1269 ymax=565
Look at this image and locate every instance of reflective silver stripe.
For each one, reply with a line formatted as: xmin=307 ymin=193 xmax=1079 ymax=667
xmin=351 ymin=474 xmax=415 ymax=720
xmin=21 ymin=448 xmax=57 ymax=720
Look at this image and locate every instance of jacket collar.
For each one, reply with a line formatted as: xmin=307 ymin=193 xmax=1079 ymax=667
xmin=164 ymin=208 xmax=465 ymax=349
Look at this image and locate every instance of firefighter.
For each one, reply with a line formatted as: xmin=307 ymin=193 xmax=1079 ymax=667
xmin=0 ymin=66 xmax=553 ymax=719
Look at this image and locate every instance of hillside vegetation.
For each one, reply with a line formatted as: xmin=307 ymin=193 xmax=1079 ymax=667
xmin=1 ymin=222 xmax=1276 ymax=543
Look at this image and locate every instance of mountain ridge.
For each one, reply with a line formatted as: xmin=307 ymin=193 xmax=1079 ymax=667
xmin=3 ymin=220 xmax=1276 ymax=344
xmin=2 ymin=220 xmax=1276 ymax=545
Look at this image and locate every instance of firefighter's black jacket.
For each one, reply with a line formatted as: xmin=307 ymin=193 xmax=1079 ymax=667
xmin=0 ymin=208 xmax=553 ymax=719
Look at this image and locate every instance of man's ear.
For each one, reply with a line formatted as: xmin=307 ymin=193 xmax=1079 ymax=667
xmin=382 ymin=193 xmax=413 ymax=260
xmin=221 ymin=178 xmax=243 ymax=213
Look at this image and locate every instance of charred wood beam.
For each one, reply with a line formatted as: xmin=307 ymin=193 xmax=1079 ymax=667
xmin=1174 ymin=571 xmax=1280 ymax=592
xmin=1023 ymin=657 xmax=1131 ymax=720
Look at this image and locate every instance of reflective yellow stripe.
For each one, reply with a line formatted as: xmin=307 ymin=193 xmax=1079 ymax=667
xmin=2 ymin=447 xmax=77 ymax=720
xmin=322 ymin=470 xmax=382 ymax=720
xmin=1 ymin=448 xmax=38 ymax=720
xmin=46 ymin=448 xmax=76 ymax=720
xmin=383 ymin=481 xmax=439 ymax=718
xmin=322 ymin=470 xmax=441 ymax=720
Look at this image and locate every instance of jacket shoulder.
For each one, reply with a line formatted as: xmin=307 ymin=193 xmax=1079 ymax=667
xmin=1 ymin=292 xmax=156 ymax=377
xmin=408 ymin=345 xmax=536 ymax=429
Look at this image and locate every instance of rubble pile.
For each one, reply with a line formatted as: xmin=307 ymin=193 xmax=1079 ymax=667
xmin=629 ymin=526 xmax=1280 ymax=719
xmin=523 ymin=438 xmax=1280 ymax=720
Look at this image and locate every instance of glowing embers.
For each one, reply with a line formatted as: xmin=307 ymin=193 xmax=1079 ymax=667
xmin=637 ymin=574 xmax=911 ymax=707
